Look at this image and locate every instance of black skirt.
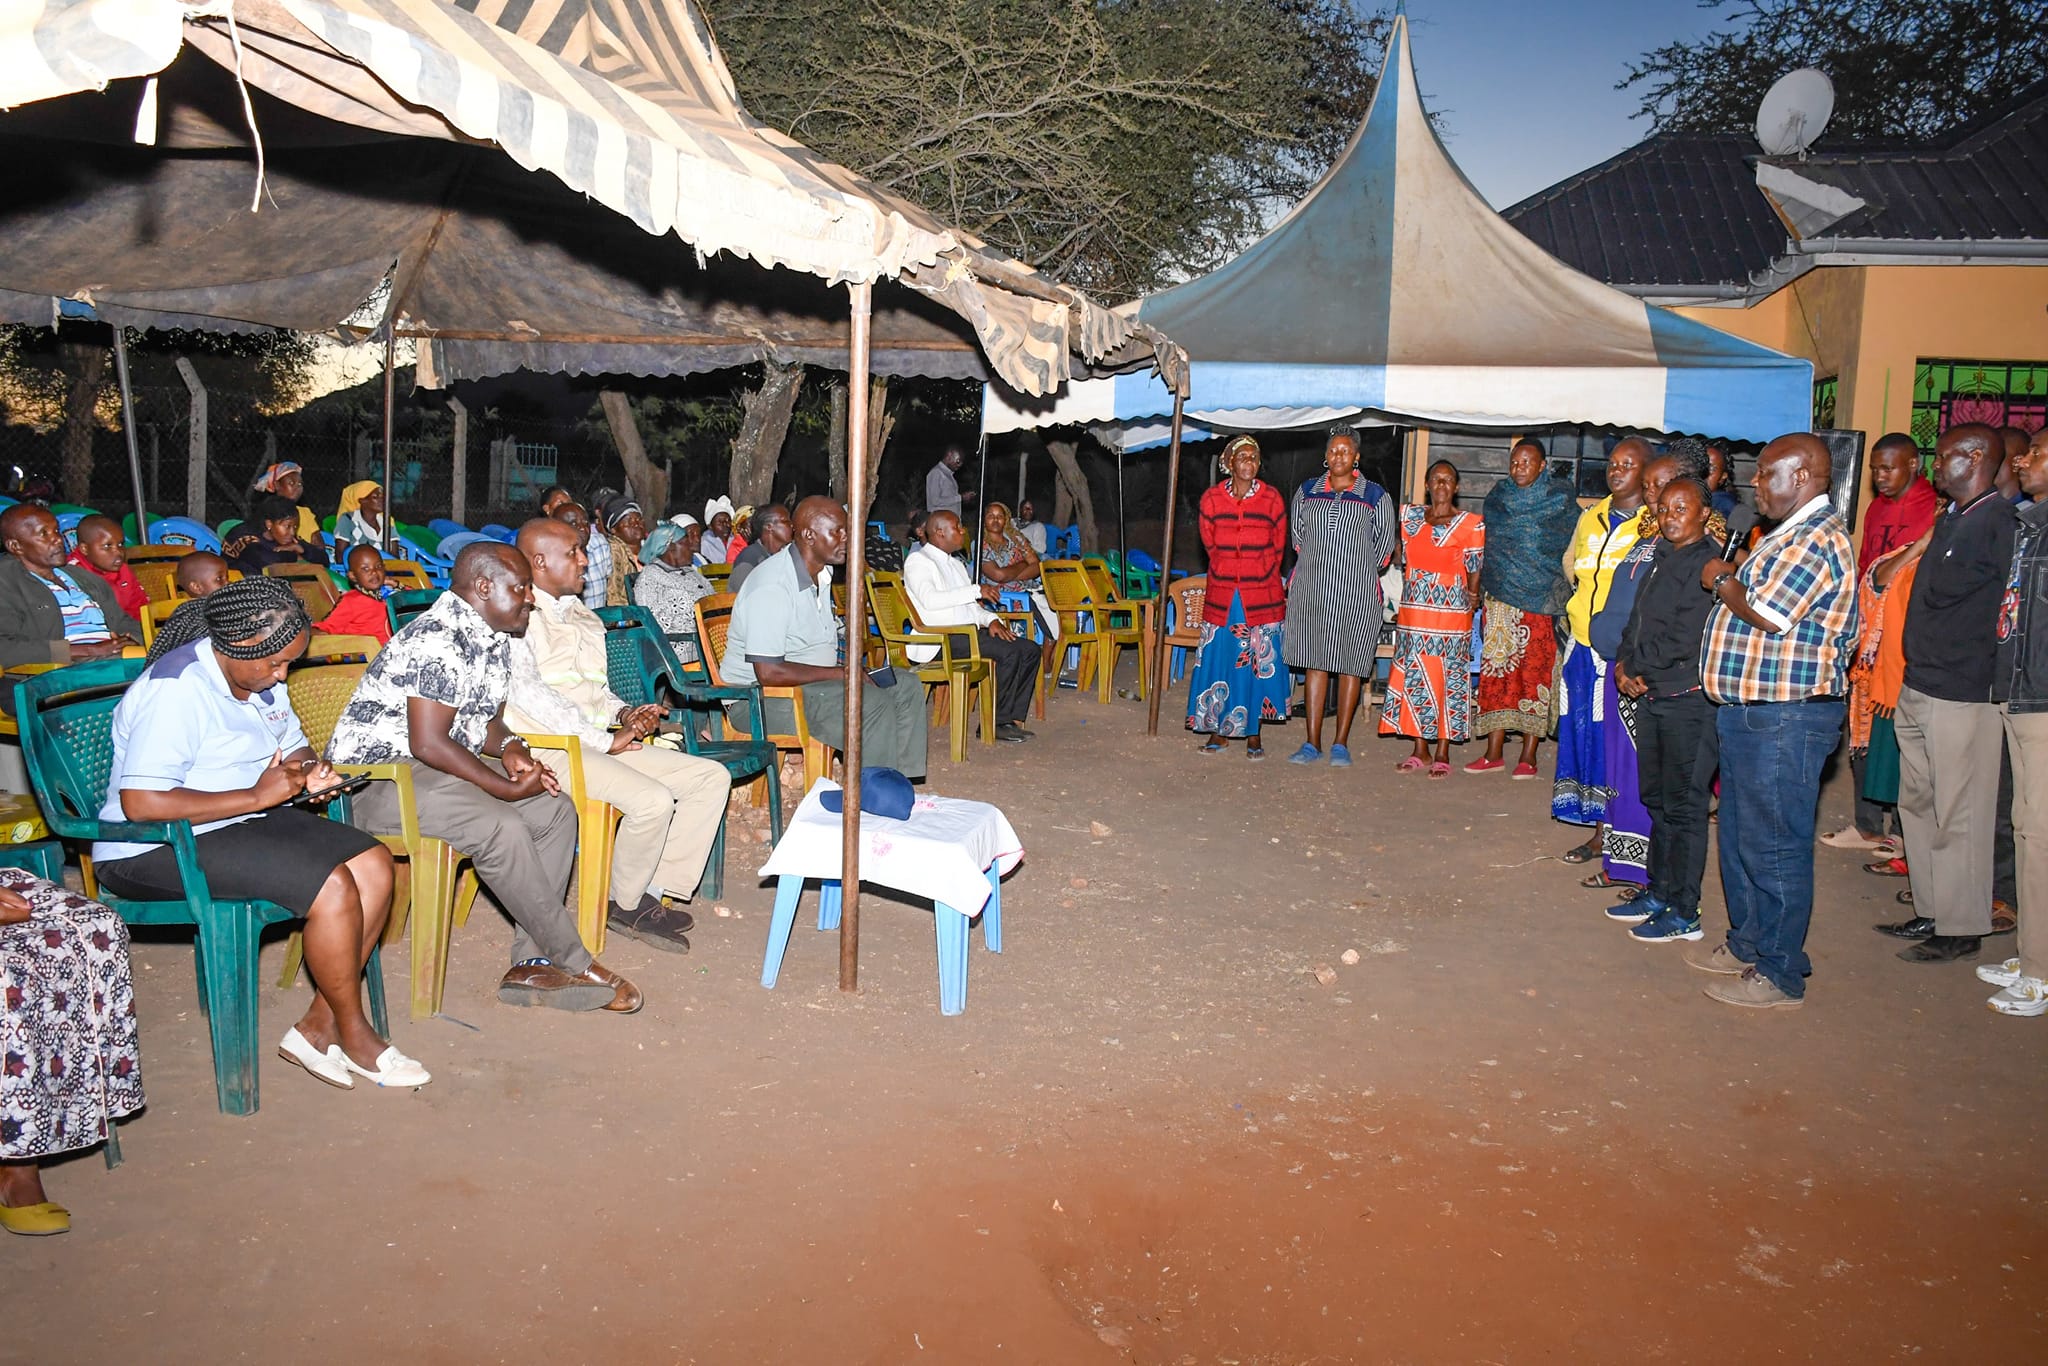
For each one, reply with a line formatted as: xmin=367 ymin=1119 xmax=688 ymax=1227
xmin=95 ymin=807 xmax=381 ymax=915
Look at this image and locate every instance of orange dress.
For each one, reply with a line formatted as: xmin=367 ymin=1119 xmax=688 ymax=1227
xmin=1381 ymin=507 xmax=1485 ymax=742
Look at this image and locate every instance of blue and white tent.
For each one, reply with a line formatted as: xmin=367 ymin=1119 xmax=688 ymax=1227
xmin=982 ymin=12 xmax=1812 ymax=447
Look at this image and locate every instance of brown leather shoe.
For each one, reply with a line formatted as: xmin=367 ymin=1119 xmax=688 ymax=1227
xmin=570 ymin=960 xmax=643 ymax=1014
xmin=497 ymin=961 xmax=616 ymax=1012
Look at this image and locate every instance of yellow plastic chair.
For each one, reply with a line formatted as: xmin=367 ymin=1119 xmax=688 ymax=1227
xmin=128 ymin=555 xmax=186 ymax=605
xmin=700 ymin=562 xmax=731 ymax=589
xmin=1067 ymin=558 xmax=1150 ymax=702
xmin=136 ymin=597 xmax=185 ymax=647
xmin=279 ymin=660 xmax=470 ymax=1020
xmin=867 ymin=572 xmax=994 ymax=761
xmin=382 ymin=560 xmax=432 ymax=592
xmin=513 ymin=732 xmax=619 ymax=956
xmin=264 ymin=562 xmax=341 ymax=617
xmin=695 ymin=591 xmax=834 ymax=794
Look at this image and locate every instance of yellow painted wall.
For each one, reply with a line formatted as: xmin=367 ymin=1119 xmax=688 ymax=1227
xmin=1676 ymin=263 xmax=2048 ymax=521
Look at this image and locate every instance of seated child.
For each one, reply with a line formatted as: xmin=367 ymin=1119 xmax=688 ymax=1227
xmin=173 ymin=551 xmax=231 ymax=600
xmin=314 ymin=544 xmax=393 ymax=645
xmin=225 ymin=494 xmax=327 ymax=574
xmin=66 ymin=515 xmax=148 ymax=620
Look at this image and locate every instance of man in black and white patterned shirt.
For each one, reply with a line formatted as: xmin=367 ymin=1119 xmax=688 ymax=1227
xmin=327 ymin=542 xmax=641 ymax=1013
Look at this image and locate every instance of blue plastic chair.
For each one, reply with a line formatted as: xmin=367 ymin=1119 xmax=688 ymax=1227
xmin=866 ymin=520 xmax=890 ymax=543
xmin=761 ymin=865 xmax=1002 ymax=1015
xmin=14 ymin=661 xmax=388 ymax=1116
xmin=54 ymin=510 xmax=87 ymax=542
xmin=478 ymin=524 xmax=517 ymax=544
xmin=427 ymin=518 xmax=471 ymax=542
xmin=147 ymin=516 xmax=222 ymax=552
xmin=435 ymin=530 xmax=491 ymax=562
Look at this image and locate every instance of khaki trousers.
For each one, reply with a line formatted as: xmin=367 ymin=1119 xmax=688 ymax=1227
xmin=1896 ymin=686 xmax=2003 ymax=936
xmin=2001 ymin=706 xmax=2048 ymax=980
xmin=535 ymin=742 xmax=732 ymax=907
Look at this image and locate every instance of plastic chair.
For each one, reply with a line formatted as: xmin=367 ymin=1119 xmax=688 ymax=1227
xmin=147 ymin=517 xmax=220 ymax=552
xmin=1042 ymin=560 xmax=1148 ymax=703
xmin=596 ymin=605 xmax=782 ymax=900
xmin=427 ymin=518 xmax=471 ymax=542
xmin=867 ymin=572 xmax=994 ymax=762
xmin=280 ymin=660 xmax=470 ymax=1020
xmin=511 ymin=731 xmax=618 ymax=955
xmin=700 ymin=562 xmax=731 ymax=589
xmin=136 ymin=597 xmax=184 ymax=647
xmin=127 ymin=555 xmax=185 ymax=605
xmin=13 ymin=660 xmax=389 ymax=1115
xmin=381 ymin=560 xmax=433 ymax=592
xmin=436 ymin=531 xmax=492 ymax=562
xmin=478 ymin=524 xmax=517 ymax=544
xmin=264 ymin=562 xmax=342 ymax=616
xmin=1162 ymin=575 xmax=1207 ymax=683
xmin=694 ymin=592 xmax=834 ymax=795
xmin=389 ymin=588 xmax=441 ymax=629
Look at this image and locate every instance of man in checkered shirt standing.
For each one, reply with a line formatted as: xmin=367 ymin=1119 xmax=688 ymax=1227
xmin=1687 ymin=433 xmax=1858 ymax=1010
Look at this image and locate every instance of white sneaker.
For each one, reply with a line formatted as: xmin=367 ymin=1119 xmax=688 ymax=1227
xmin=1987 ymin=979 xmax=2048 ymax=1018
xmin=1819 ymin=825 xmax=1886 ymax=850
xmin=1977 ymin=957 xmax=2028 ymax=988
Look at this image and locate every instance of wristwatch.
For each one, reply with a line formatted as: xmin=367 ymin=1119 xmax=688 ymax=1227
xmin=1710 ymin=570 xmax=1737 ymax=591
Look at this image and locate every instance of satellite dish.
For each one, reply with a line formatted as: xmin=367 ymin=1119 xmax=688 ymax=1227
xmin=1755 ymin=68 xmax=1835 ymax=157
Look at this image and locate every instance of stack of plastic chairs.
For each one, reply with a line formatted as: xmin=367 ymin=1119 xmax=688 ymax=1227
xmin=146 ymin=517 xmax=222 ymax=553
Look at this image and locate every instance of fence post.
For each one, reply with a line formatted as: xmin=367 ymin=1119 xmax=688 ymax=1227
xmin=447 ymin=396 xmax=468 ymax=527
xmin=174 ymin=358 xmax=206 ymax=522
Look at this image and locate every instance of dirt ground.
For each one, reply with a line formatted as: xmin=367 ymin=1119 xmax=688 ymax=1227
xmin=14 ymin=665 xmax=2048 ymax=1365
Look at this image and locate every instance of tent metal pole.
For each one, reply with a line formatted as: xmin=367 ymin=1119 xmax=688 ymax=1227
xmin=109 ymin=327 xmax=148 ymax=540
xmin=973 ymin=433 xmax=989 ymax=568
xmin=1144 ymin=391 xmax=1185 ymax=737
xmin=380 ymin=329 xmax=396 ymax=555
xmin=1115 ymin=448 xmax=1126 ymax=588
xmin=840 ymin=279 xmax=874 ymax=994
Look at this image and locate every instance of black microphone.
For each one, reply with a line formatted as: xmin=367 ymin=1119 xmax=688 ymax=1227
xmin=1721 ymin=502 xmax=1758 ymax=560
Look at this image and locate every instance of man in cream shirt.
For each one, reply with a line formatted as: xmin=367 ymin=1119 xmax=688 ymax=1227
xmin=903 ymin=510 xmax=1040 ymax=742
xmin=505 ymin=518 xmax=732 ymax=953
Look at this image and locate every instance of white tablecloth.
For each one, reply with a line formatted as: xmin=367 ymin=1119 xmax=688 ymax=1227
xmin=757 ymin=781 xmax=1023 ymax=915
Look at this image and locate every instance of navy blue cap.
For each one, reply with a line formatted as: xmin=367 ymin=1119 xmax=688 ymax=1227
xmin=821 ymin=768 xmax=915 ymax=821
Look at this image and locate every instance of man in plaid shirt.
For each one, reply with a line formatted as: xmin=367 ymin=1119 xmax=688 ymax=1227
xmin=1687 ymin=433 xmax=1858 ymax=1009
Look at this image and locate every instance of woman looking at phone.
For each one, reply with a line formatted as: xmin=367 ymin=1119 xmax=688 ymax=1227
xmin=94 ymin=577 xmax=429 ymax=1090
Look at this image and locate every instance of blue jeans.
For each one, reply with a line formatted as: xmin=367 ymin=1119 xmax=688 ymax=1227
xmin=1714 ymin=699 xmax=1844 ymax=999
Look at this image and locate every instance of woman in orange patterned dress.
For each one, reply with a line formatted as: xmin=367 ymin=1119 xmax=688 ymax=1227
xmin=1381 ymin=461 xmax=1485 ymax=777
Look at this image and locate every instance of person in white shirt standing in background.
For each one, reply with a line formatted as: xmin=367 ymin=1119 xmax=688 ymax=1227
xmin=904 ymin=510 xmax=1039 ymax=742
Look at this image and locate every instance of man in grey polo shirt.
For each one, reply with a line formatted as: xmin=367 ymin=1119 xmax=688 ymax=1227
xmin=723 ymin=496 xmax=928 ymax=781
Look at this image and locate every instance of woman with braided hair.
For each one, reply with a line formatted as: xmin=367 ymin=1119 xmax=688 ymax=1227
xmin=96 ymin=577 xmax=429 ymax=1090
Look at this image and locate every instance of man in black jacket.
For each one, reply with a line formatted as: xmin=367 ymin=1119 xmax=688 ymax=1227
xmin=1986 ymin=428 xmax=2048 ymax=1015
xmin=0 ymin=504 xmax=140 ymax=668
xmin=1609 ymin=477 xmax=1722 ymax=944
xmin=1883 ymin=424 xmax=2018 ymax=964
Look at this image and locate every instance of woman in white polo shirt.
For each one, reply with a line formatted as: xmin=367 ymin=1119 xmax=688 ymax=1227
xmin=93 ymin=578 xmax=430 ymax=1091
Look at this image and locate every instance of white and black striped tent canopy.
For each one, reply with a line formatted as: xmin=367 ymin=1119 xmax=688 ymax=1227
xmin=0 ymin=0 xmax=1170 ymax=395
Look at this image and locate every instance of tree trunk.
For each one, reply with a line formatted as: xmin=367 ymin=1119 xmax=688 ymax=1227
xmin=599 ymin=390 xmax=669 ymax=516
xmin=827 ymin=381 xmax=849 ymax=502
xmin=862 ymin=375 xmax=893 ymax=512
xmin=1045 ymin=437 xmax=1097 ymax=551
xmin=728 ymin=360 xmax=804 ymax=507
xmin=59 ymin=342 xmax=107 ymax=504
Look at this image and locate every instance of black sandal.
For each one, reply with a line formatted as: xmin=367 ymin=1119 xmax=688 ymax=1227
xmin=1560 ymin=838 xmax=1601 ymax=864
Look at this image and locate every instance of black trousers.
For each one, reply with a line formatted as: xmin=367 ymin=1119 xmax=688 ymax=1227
xmin=978 ymin=626 xmax=1041 ymax=725
xmin=1637 ymin=690 xmax=1720 ymax=913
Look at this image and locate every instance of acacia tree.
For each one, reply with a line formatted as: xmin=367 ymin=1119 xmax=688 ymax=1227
xmin=1621 ymin=0 xmax=2048 ymax=141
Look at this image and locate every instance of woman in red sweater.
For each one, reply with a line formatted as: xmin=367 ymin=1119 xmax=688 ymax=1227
xmin=1188 ymin=435 xmax=1290 ymax=759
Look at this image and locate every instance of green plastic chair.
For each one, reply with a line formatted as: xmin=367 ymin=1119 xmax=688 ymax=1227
xmin=13 ymin=660 xmax=388 ymax=1116
xmin=389 ymin=587 xmax=441 ymax=629
xmin=595 ymin=606 xmax=783 ymax=898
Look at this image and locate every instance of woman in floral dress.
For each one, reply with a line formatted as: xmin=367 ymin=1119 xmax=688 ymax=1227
xmin=0 ymin=869 xmax=144 ymax=1236
xmin=1381 ymin=461 xmax=1484 ymax=776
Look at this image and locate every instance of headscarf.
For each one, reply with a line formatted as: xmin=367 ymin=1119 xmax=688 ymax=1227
xmin=146 ymin=576 xmax=309 ymax=665
xmin=1219 ymin=434 xmax=1260 ymax=473
xmin=602 ymin=497 xmax=643 ymax=531
xmin=704 ymin=496 xmax=736 ymax=525
xmin=1479 ymin=474 xmax=1581 ymax=615
xmin=337 ymin=481 xmax=381 ymax=519
xmin=642 ymin=519 xmax=693 ymax=563
xmin=667 ymin=512 xmax=701 ymax=531
xmin=252 ymin=461 xmax=302 ymax=493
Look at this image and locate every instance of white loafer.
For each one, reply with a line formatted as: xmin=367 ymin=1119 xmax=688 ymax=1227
xmin=342 ymin=1046 xmax=432 ymax=1088
xmin=278 ymin=1027 xmax=354 ymax=1089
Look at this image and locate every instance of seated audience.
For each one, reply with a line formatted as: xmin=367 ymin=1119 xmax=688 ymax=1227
xmin=250 ymin=460 xmax=325 ymax=549
xmin=66 ymin=514 xmax=148 ymax=620
xmin=174 ymin=551 xmax=231 ymax=600
xmin=905 ymin=510 xmax=1040 ymax=742
xmin=633 ymin=519 xmax=719 ymax=664
xmin=0 ymin=869 xmax=144 ymax=1237
xmin=314 ymin=545 xmax=394 ymax=645
xmin=701 ymin=497 xmax=736 ymax=563
xmin=1015 ymin=499 xmax=1049 ymax=555
xmin=226 ymin=494 xmax=327 ymax=574
xmin=326 ymin=542 xmax=639 ymax=1013
xmin=723 ymin=497 xmax=928 ymax=781
xmin=0 ymin=504 xmax=140 ymax=666
xmin=597 ymin=495 xmax=646 ymax=608
xmin=580 ymin=488 xmax=620 ymax=609
xmin=724 ymin=506 xmax=752 ymax=565
xmin=1609 ymin=476 xmax=1721 ymax=943
xmin=537 ymin=485 xmax=576 ymax=518
xmin=331 ymin=481 xmax=387 ymax=549
xmin=96 ymin=578 xmax=426 ymax=1089
xmin=508 ymin=518 xmax=731 ymax=949
xmin=979 ymin=500 xmax=1059 ymax=650
xmin=730 ymin=503 xmax=791 ymax=594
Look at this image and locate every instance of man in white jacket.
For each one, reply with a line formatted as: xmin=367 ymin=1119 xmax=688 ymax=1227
xmin=903 ymin=511 xmax=1040 ymax=741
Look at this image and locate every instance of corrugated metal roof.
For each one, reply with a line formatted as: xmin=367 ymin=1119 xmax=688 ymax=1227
xmin=1505 ymin=81 xmax=2048 ymax=290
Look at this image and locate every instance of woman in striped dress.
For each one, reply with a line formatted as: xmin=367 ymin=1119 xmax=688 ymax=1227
xmin=1284 ymin=430 xmax=1398 ymax=767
